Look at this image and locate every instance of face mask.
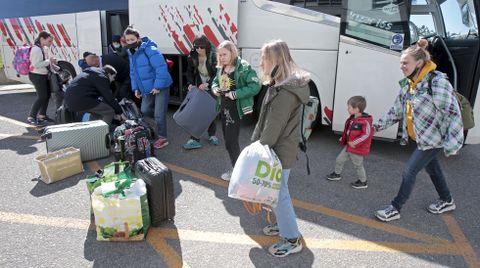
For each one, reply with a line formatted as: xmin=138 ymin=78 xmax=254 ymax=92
xmin=126 ymin=42 xmax=139 ymax=49
xmin=407 ymin=66 xmax=421 ymax=80
xmin=112 ymin=43 xmax=121 ymax=49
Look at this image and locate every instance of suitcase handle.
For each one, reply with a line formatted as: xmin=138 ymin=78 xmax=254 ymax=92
xmin=105 ymin=134 xmax=111 ymax=149
xmin=178 ymin=96 xmax=190 ymax=113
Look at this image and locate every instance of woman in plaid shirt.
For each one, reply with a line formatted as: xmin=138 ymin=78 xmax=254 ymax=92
xmin=373 ymin=39 xmax=464 ymax=222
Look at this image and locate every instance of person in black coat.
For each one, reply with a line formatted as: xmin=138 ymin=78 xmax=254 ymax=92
xmin=64 ymin=65 xmax=122 ymax=128
xmin=79 ymin=51 xmax=135 ymax=102
xmin=182 ymin=35 xmax=219 ymax=150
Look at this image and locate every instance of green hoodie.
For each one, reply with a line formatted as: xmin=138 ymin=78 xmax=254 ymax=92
xmin=211 ymin=57 xmax=261 ymax=118
xmin=251 ymin=73 xmax=310 ymax=168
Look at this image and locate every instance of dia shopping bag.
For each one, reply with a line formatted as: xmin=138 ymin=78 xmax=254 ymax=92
xmin=228 ymin=141 xmax=282 ymax=207
xmin=91 ymin=178 xmax=151 ymax=241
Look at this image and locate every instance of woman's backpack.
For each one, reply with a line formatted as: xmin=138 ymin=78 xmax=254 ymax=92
xmin=427 ymin=72 xmax=475 ymax=130
xmin=12 ymin=46 xmax=33 ymax=76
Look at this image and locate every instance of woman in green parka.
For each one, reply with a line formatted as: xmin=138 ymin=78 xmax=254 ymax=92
xmin=252 ymin=40 xmax=310 ymax=257
xmin=211 ymin=40 xmax=261 ymax=180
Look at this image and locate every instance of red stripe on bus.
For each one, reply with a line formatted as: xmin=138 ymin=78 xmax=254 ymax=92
xmin=57 ymin=24 xmax=71 ymax=47
xmin=9 ymin=18 xmax=23 ymax=41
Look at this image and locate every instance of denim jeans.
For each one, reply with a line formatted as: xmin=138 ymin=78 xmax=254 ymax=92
xmin=273 ymin=169 xmax=300 ymax=240
xmin=391 ymin=147 xmax=452 ymax=211
xmin=141 ymin=88 xmax=169 ymax=138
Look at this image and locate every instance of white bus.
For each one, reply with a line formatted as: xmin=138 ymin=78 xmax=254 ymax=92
xmin=1 ymin=0 xmax=479 ymax=143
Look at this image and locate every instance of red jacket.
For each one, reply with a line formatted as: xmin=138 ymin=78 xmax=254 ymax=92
xmin=340 ymin=113 xmax=374 ymax=156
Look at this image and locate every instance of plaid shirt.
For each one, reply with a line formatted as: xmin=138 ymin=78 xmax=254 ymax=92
xmin=374 ymin=71 xmax=464 ymax=156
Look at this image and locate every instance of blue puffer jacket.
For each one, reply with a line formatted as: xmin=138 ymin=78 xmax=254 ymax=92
xmin=128 ymin=37 xmax=172 ymax=96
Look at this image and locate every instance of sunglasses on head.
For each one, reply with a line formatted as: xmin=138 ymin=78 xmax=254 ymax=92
xmin=194 ymin=45 xmax=206 ymax=49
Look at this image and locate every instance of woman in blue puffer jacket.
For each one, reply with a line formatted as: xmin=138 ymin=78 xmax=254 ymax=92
xmin=124 ymin=27 xmax=173 ymax=149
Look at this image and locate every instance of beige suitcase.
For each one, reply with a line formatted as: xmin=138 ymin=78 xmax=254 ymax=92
xmin=35 ymin=147 xmax=84 ymax=184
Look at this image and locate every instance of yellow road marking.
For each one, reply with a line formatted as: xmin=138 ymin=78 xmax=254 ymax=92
xmin=157 ymin=228 xmax=463 ymax=255
xmin=293 ymin=199 xmax=447 ymax=244
xmin=0 ymin=210 xmax=466 ymax=256
xmin=0 ymin=133 xmax=40 ymax=140
xmin=443 ymin=215 xmax=480 ymax=267
xmin=148 ymin=228 xmax=191 ymax=268
xmin=8 ymin=161 xmax=470 ymax=266
xmin=0 ymin=211 xmax=90 ymax=230
xmin=165 ymin=162 xmax=480 ymax=267
xmin=0 ymin=115 xmax=35 ymax=128
xmin=166 ymin=163 xmax=445 ymax=244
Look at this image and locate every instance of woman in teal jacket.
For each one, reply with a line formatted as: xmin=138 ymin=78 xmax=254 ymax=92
xmin=124 ymin=27 xmax=173 ymax=149
xmin=211 ymin=40 xmax=261 ymax=180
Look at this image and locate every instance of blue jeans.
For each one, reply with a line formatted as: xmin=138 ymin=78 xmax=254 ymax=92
xmin=141 ymin=88 xmax=169 ymax=138
xmin=391 ymin=148 xmax=452 ymax=211
xmin=273 ymin=169 xmax=300 ymax=239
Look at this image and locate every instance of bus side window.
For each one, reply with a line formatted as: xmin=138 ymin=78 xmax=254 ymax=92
xmin=341 ymin=0 xmax=410 ymax=50
xmin=440 ymin=0 xmax=478 ymax=39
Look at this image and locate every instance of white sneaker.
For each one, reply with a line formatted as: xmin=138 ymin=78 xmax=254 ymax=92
xmin=221 ymin=169 xmax=232 ymax=181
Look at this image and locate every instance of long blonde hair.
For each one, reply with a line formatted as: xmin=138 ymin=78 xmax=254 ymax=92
xmin=261 ymin=40 xmax=308 ymax=85
xmin=216 ymin=40 xmax=238 ymax=67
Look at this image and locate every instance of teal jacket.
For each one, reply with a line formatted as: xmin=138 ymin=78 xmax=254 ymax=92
xmin=211 ymin=57 xmax=261 ymax=118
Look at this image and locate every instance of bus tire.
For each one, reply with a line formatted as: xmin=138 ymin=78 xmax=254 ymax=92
xmin=308 ymin=81 xmax=321 ymax=129
xmin=57 ymin=61 xmax=77 ymax=79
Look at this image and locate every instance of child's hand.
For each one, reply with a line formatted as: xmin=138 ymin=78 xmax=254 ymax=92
xmin=348 ymin=141 xmax=356 ymax=148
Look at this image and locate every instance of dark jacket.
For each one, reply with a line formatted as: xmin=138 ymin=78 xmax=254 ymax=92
xmin=251 ymin=74 xmax=310 ymax=168
xmin=186 ymin=45 xmax=217 ymax=87
xmin=64 ymin=67 xmax=122 ymax=114
xmin=340 ymin=113 xmax=374 ymax=156
xmin=128 ymin=36 xmax=173 ymax=95
xmin=78 ymin=54 xmax=130 ymax=83
xmin=102 ymin=53 xmax=130 ymax=83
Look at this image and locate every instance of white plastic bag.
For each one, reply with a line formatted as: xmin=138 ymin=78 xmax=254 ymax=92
xmin=228 ymin=141 xmax=283 ymax=207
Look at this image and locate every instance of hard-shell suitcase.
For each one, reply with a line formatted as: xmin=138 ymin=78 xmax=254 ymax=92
xmin=42 ymin=120 xmax=111 ymax=161
xmin=135 ymin=157 xmax=175 ymax=226
xmin=173 ymin=87 xmax=218 ymax=139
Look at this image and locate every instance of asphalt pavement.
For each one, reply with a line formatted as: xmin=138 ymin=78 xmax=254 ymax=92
xmin=0 ymin=85 xmax=479 ymax=268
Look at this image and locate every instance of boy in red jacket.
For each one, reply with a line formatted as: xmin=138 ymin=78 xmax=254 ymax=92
xmin=327 ymin=96 xmax=373 ymax=189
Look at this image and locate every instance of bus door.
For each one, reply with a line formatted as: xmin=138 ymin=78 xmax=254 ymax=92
xmin=100 ymin=10 xmax=129 ymax=55
xmin=333 ymin=0 xmax=411 ymax=140
xmin=409 ymin=0 xmax=480 ymax=144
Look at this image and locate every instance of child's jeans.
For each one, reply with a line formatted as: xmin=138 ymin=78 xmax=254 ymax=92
xmin=334 ymin=147 xmax=367 ymax=182
xmin=273 ymin=169 xmax=301 ymax=240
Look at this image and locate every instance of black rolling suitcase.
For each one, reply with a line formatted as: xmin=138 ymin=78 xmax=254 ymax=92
xmin=135 ymin=157 xmax=175 ymax=226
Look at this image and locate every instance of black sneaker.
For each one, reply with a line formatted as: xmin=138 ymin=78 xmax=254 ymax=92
xmin=427 ymin=199 xmax=456 ymax=214
xmin=326 ymin=172 xmax=341 ymax=181
xmin=351 ymin=180 xmax=368 ymax=189
xmin=27 ymin=117 xmax=37 ymax=125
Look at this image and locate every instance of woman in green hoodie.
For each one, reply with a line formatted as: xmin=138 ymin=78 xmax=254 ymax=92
xmin=251 ymin=40 xmax=310 ymax=257
xmin=211 ymin=41 xmax=261 ymax=180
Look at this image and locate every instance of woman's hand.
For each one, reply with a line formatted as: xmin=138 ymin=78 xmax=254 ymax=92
xmin=348 ymin=141 xmax=356 ymax=148
xmin=225 ymin=91 xmax=235 ymax=100
xmin=150 ymin=88 xmax=160 ymax=95
xmin=135 ymin=90 xmax=142 ymax=99
xmin=187 ymin=84 xmax=193 ymax=91
xmin=198 ymin=83 xmax=209 ymax=90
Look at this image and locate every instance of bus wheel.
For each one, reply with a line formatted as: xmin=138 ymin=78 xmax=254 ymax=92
xmin=57 ymin=61 xmax=77 ymax=80
xmin=308 ymin=81 xmax=322 ymax=129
